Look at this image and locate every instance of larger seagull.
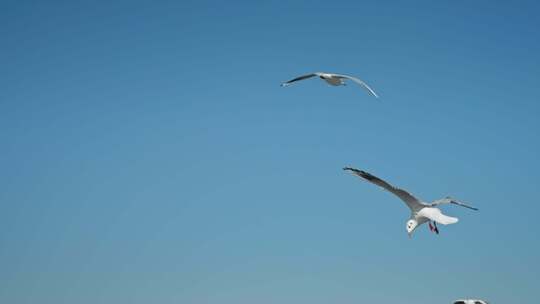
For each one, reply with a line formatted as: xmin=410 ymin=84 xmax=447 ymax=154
xmin=343 ymin=167 xmax=478 ymax=237
xmin=281 ymin=72 xmax=379 ymax=98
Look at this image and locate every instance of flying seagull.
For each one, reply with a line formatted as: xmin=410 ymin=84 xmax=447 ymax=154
xmin=281 ymin=72 xmax=379 ymax=98
xmin=343 ymin=167 xmax=478 ymax=237
xmin=453 ymin=300 xmax=489 ymax=304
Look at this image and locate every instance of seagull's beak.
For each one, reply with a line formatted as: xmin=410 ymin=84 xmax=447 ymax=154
xmin=408 ymin=232 xmax=412 ymax=239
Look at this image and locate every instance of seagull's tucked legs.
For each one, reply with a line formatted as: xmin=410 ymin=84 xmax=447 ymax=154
xmin=428 ymin=221 xmax=439 ymax=234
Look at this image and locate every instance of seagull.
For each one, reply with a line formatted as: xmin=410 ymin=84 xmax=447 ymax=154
xmin=343 ymin=167 xmax=478 ymax=237
xmin=454 ymin=300 xmax=489 ymax=304
xmin=281 ymin=72 xmax=379 ymax=98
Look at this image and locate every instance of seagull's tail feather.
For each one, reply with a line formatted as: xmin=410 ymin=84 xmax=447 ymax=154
xmin=419 ymin=208 xmax=459 ymax=225
xmin=442 ymin=216 xmax=459 ymax=225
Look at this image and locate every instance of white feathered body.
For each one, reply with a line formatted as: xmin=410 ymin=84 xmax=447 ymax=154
xmin=318 ymin=73 xmax=343 ymax=86
xmin=416 ymin=206 xmax=459 ymax=225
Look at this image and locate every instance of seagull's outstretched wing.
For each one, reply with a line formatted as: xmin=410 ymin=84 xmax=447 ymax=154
xmin=343 ymin=167 xmax=424 ymax=211
xmin=332 ymin=74 xmax=379 ymax=98
xmin=281 ymin=73 xmax=318 ymax=87
xmin=418 ymin=207 xmax=459 ymax=225
xmin=430 ymin=197 xmax=478 ymax=211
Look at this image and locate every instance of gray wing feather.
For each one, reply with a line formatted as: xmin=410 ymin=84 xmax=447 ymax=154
xmin=343 ymin=167 xmax=424 ymax=211
xmin=332 ymin=74 xmax=379 ymax=98
xmin=430 ymin=197 xmax=478 ymax=211
xmin=281 ymin=73 xmax=318 ymax=86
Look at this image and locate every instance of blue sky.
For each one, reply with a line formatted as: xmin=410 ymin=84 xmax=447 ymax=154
xmin=1 ymin=1 xmax=539 ymax=303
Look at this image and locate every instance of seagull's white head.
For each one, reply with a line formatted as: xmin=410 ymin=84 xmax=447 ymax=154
xmin=406 ymin=219 xmax=418 ymax=237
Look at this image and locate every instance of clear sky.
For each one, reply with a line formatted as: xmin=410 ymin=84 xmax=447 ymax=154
xmin=1 ymin=1 xmax=540 ymax=303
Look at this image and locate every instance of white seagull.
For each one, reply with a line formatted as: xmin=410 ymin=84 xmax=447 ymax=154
xmin=454 ymin=300 xmax=489 ymax=304
xmin=343 ymin=167 xmax=478 ymax=237
xmin=281 ymin=72 xmax=379 ymax=98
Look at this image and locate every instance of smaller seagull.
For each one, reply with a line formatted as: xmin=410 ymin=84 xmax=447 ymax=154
xmin=343 ymin=167 xmax=478 ymax=238
xmin=281 ymin=72 xmax=379 ymax=98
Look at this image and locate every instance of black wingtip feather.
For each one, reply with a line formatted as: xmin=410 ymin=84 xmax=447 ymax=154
xmin=343 ymin=167 xmax=374 ymax=180
xmin=343 ymin=167 xmax=359 ymax=173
